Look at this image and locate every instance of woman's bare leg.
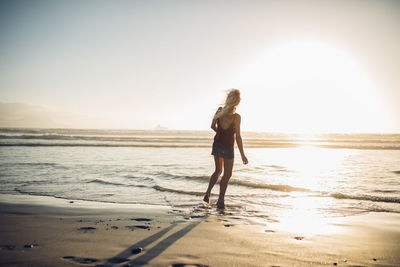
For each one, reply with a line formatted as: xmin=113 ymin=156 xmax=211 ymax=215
xmin=217 ymin=158 xmax=234 ymax=209
xmin=203 ymin=156 xmax=223 ymax=203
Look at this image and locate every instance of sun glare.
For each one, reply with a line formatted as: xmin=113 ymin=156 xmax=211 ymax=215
xmin=230 ymin=40 xmax=388 ymax=133
xmin=273 ymin=196 xmax=343 ymax=236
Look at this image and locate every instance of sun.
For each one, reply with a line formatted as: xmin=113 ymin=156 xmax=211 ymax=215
xmin=228 ymin=40 xmax=388 ymax=133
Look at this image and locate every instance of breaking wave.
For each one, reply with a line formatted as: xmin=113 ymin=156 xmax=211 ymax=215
xmin=152 ymin=185 xmax=204 ymax=196
xmin=88 ymin=179 xmax=149 ymax=188
xmin=1 ymin=128 xmax=399 ymax=149
xmin=155 ymin=172 xmax=311 ymax=192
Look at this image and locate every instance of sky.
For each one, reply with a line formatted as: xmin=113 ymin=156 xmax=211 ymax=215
xmin=0 ymin=0 xmax=399 ymax=133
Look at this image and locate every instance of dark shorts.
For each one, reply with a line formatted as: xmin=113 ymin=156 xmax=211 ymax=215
xmin=211 ymin=141 xmax=234 ymax=159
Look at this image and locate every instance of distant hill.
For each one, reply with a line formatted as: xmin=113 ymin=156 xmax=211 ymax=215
xmin=0 ymin=101 xmax=65 ymax=128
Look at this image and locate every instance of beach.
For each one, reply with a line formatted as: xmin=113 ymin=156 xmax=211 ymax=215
xmin=2 ymin=0 xmax=400 ymax=265
xmin=1 ymin=128 xmax=400 ymax=266
xmin=0 ymin=194 xmax=399 ymax=267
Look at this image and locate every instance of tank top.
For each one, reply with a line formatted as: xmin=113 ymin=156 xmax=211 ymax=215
xmin=214 ymin=117 xmax=235 ymax=147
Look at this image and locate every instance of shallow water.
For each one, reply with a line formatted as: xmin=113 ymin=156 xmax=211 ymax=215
xmin=1 ymin=128 xmax=399 ymax=227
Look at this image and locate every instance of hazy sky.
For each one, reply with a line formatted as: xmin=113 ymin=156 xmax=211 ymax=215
xmin=1 ymin=0 xmax=399 ymax=132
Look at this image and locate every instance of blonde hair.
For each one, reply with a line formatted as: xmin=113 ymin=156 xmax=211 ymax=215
xmin=214 ymin=88 xmax=241 ymax=119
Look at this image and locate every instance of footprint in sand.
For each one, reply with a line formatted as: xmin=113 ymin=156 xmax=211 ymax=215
xmin=190 ymin=215 xmax=206 ymax=219
xmin=172 ymin=264 xmax=209 ymax=267
xmin=24 ymin=243 xmax=39 ymax=248
xmin=62 ymin=256 xmax=99 ymax=264
xmin=107 ymin=257 xmax=129 ymax=264
xmin=0 ymin=245 xmax=15 ymax=250
xmin=125 ymin=225 xmax=150 ymax=231
xmin=131 ymin=218 xmax=152 ymax=222
xmin=78 ymin=226 xmax=96 ymax=232
xmin=131 ymin=247 xmax=143 ymax=254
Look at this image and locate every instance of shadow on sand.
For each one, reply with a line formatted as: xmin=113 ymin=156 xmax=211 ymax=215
xmin=104 ymin=219 xmax=204 ymax=266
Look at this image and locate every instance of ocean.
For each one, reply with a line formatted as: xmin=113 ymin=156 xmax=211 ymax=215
xmin=1 ymin=128 xmax=399 ymax=229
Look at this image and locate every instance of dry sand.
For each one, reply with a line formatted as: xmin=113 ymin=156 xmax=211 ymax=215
xmin=0 ymin=195 xmax=399 ymax=266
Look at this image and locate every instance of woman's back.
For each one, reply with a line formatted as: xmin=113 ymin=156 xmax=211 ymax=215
xmin=218 ymin=114 xmax=236 ymax=130
xmin=215 ymin=114 xmax=236 ymax=147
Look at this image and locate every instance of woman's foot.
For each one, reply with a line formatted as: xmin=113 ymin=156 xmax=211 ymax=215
xmin=203 ymin=193 xmax=210 ymax=203
xmin=217 ymin=199 xmax=225 ymax=209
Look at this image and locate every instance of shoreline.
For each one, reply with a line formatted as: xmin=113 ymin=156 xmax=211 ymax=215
xmin=0 ymin=193 xmax=171 ymax=211
xmin=1 ymin=194 xmax=400 ymax=266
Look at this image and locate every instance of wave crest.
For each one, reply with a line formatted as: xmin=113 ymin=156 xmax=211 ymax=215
xmin=330 ymin=193 xmax=400 ymax=204
xmin=152 ymin=185 xmax=204 ymax=196
xmin=157 ymin=172 xmax=311 ymax=193
xmin=88 ymin=179 xmax=148 ymax=188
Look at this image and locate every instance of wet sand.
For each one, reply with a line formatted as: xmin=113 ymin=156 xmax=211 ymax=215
xmin=0 ymin=195 xmax=399 ymax=266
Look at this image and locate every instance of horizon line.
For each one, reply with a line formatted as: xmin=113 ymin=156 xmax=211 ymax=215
xmin=0 ymin=126 xmax=399 ymax=135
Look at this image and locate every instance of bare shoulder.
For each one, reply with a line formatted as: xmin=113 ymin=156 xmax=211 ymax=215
xmin=234 ymin=113 xmax=241 ymax=127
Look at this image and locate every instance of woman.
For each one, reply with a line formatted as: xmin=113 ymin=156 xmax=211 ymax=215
xmin=203 ymin=89 xmax=248 ymax=209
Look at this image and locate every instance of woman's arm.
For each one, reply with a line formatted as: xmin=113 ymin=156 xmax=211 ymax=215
xmin=211 ymin=118 xmax=218 ymax=132
xmin=211 ymin=107 xmax=222 ymax=132
xmin=234 ymin=114 xmax=248 ymax=164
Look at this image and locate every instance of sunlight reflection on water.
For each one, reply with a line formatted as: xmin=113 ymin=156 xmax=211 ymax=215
xmin=271 ymin=196 xmax=344 ymax=236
